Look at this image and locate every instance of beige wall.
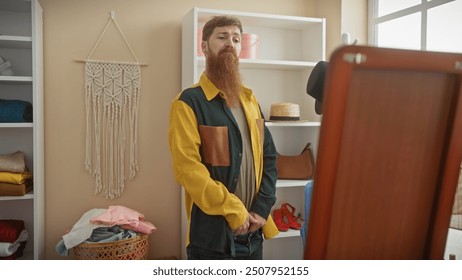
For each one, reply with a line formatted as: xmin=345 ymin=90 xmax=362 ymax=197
xmin=315 ymin=0 xmax=342 ymax=57
xmin=341 ymin=0 xmax=368 ymax=47
xmin=39 ymin=0 xmax=366 ymax=259
xmin=315 ymin=0 xmax=368 ymax=59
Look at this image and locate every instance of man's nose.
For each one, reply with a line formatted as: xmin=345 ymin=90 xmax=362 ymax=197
xmin=225 ymin=37 xmax=235 ymax=48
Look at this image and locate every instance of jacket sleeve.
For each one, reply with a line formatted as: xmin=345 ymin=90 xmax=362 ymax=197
xmin=250 ymin=119 xmax=278 ymax=220
xmin=168 ymin=99 xmax=247 ymax=230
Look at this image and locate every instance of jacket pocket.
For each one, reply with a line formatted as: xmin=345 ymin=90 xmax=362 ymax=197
xmin=199 ymin=125 xmax=230 ymax=166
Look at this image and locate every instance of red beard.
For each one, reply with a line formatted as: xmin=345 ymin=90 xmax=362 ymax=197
xmin=206 ymin=47 xmax=242 ymax=108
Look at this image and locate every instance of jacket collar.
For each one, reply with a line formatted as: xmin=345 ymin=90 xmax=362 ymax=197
xmin=199 ymin=72 xmax=253 ymax=102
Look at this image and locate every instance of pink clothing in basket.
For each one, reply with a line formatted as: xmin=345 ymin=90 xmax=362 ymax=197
xmin=90 ymin=205 xmax=156 ymax=235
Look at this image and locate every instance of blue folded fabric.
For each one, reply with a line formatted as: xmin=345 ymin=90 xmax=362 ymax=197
xmin=301 ymin=180 xmax=314 ymax=247
xmin=0 ymin=99 xmax=33 ymax=122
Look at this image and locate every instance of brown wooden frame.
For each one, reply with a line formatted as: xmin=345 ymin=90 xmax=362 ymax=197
xmin=304 ymin=45 xmax=462 ymax=259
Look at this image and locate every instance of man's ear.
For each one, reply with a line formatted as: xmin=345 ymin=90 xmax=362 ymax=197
xmin=201 ymin=41 xmax=208 ymax=55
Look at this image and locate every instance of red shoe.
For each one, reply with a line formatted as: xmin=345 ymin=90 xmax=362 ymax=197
xmin=272 ymin=208 xmax=289 ymax=231
xmin=281 ymin=203 xmax=303 ymax=230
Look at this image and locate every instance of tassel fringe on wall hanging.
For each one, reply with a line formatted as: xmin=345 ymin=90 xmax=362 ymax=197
xmin=80 ymin=11 xmax=146 ymax=199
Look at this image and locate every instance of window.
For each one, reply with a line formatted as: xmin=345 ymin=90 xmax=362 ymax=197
xmin=369 ymin=0 xmax=462 ymax=53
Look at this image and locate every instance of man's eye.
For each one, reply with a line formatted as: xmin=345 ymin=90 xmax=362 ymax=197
xmin=233 ymin=38 xmax=241 ymax=43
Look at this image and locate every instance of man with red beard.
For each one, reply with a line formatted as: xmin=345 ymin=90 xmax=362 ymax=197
xmin=168 ymin=15 xmax=278 ymax=259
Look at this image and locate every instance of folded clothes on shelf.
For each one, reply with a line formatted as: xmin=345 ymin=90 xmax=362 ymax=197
xmin=0 ymin=99 xmax=33 ymax=122
xmin=0 ymin=151 xmax=27 ymax=173
xmin=0 ymin=182 xmax=32 ymax=196
xmin=0 ymin=171 xmax=32 ymax=185
xmin=0 ymin=219 xmax=28 ymax=259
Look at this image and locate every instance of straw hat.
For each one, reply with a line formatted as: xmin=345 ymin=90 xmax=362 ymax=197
xmin=269 ymin=103 xmax=300 ymax=121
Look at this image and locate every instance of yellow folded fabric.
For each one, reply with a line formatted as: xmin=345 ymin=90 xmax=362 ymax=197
xmin=0 ymin=172 xmax=32 ymax=185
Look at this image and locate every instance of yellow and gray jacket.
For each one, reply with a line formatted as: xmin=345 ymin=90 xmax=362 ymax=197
xmin=168 ymin=73 xmax=279 ymax=255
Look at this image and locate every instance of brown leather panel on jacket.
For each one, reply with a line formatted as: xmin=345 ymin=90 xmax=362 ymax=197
xmin=199 ymin=125 xmax=230 ymax=166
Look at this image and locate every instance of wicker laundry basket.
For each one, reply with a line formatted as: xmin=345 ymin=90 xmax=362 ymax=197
xmin=73 ymin=234 xmax=149 ymax=260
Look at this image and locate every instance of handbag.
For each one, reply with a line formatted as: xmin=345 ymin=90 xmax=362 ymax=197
xmin=276 ymin=143 xmax=315 ymax=180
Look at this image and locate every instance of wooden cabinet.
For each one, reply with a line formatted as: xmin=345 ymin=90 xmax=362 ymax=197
xmin=0 ymin=0 xmax=44 ymax=259
xmin=181 ymin=7 xmax=325 ymax=259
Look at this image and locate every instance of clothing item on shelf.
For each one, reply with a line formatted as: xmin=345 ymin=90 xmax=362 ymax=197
xmin=269 ymin=102 xmax=300 ymax=121
xmin=0 ymin=151 xmax=27 ymax=173
xmin=0 ymin=171 xmax=32 ymax=185
xmin=0 ymin=182 xmax=32 ymax=196
xmin=0 ymin=152 xmax=33 ymax=196
xmin=0 ymin=219 xmax=28 ymax=259
xmin=0 ymin=230 xmax=28 ymax=257
xmin=0 ymin=99 xmax=33 ymax=123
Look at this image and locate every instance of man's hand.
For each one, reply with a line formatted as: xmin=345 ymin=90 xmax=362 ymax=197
xmin=233 ymin=212 xmax=267 ymax=235
xmin=233 ymin=213 xmax=251 ymax=235
xmin=248 ymin=212 xmax=266 ymax=232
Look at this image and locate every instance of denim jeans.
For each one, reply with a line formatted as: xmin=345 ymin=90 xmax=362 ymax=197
xmin=187 ymin=230 xmax=263 ymax=260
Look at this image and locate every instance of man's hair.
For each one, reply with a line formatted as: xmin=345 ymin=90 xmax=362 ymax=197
xmin=201 ymin=15 xmax=243 ymax=41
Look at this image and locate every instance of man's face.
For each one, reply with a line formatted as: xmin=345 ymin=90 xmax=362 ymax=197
xmin=202 ymin=25 xmax=242 ymax=57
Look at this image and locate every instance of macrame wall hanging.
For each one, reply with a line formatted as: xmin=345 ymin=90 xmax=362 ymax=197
xmin=80 ymin=11 xmax=146 ymax=199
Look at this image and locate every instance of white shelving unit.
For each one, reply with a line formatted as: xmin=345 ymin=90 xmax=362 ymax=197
xmin=0 ymin=0 xmax=44 ymax=259
xmin=182 ymin=7 xmax=325 ymax=260
xmin=264 ymin=123 xmax=320 ymax=260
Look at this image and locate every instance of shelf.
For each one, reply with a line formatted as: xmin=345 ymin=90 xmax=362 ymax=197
xmin=276 ymin=179 xmax=311 ymax=188
xmin=196 ymin=7 xmax=324 ymax=30
xmin=0 ymin=0 xmax=31 ymax=13
xmin=274 ymin=228 xmax=301 ymax=238
xmin=0 ymin=123 xmax=33 ymax=128
xmin=197 ymin=56 xmax=317 ymax=70
xmin=0 ymin=35 xmax=32 ymax=48
xmin=0 ymin=193 xmax=33 ymax=201
xmin=266 ymin=121 xmax=321 ymax=127
xmin=0 ymin=0 xmax=43 ymax=259
xmin=0 ymin=76 xmax=33 ymax=83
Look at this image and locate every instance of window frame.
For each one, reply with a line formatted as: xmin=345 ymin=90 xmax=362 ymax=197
xmin=368 ymin=0 xmax=456 ymax=50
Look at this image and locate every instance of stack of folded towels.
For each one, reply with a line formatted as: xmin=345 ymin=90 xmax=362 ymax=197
xmin=0 ymin=151 xmax=33 ymax=196
xmin=0 ymin=219 xmax=28 ymax=259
